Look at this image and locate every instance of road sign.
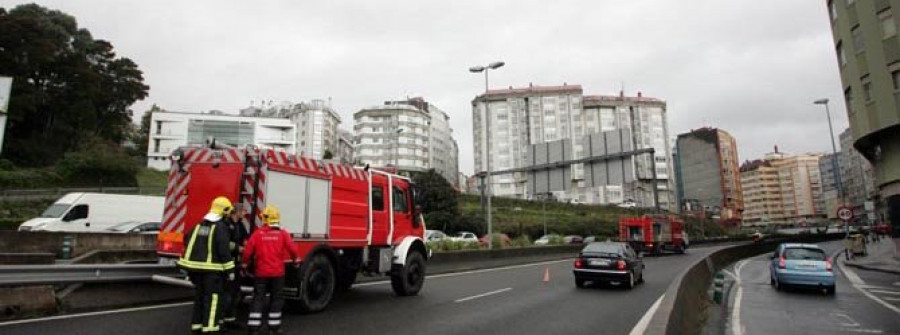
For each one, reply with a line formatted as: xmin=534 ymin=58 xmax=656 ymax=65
xmin=837 ymin=207 xmax=854 ymax=221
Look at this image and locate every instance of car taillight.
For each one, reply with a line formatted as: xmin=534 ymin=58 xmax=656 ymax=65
xmin=574 ymin=259 xmax=584 ymax=269
xmin=778 ymin=257 xmax=786 ymax=269
xmin=617 ymin=260 xmax=626 ymax=270
xmin=826 ymin=258 xmax=833 ymax=272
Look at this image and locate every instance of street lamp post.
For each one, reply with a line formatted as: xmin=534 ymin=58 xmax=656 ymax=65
xmin=392 ymin=128 xmax=404 ymax=168
xmin=470 ymin=61 xmax=505 ymax=250
xmin=814 ymin=98 xmax=848 ymax=259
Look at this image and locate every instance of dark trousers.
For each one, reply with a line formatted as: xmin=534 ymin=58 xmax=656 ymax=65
xmin=222 ymin=266 xmax=242 ymax=322
xmin=189 ymin=272 xmax=224 ymax=333
xmin=248 ymin=277 xmax=285 ymax=331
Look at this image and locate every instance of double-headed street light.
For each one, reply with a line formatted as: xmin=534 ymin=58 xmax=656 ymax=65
xmin=469 ymin=61 xmax=504 ymax=250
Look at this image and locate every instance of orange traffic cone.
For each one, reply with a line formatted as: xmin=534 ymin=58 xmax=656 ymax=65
xmin=542 ymin=267 xmax=551 ymax=283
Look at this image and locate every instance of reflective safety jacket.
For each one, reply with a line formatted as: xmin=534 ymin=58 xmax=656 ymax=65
xmin=177 ymin=220 xmax=235 ymax=272
xmin=242 ymin=225 xmax=299 ymax=278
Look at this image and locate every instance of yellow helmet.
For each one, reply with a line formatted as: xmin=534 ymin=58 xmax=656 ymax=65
xmin=262 ymin=205 xmax=280 ymax=226
xmin=209 ymin=196 xmax=233 ymax=216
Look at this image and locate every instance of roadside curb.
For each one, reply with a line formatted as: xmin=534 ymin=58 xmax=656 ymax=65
xmin=843 ymin=262 xmax=900 ymax=275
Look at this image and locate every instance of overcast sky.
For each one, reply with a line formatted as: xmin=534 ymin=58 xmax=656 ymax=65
xmin=1 ymin=0 xmax=848 ymax=174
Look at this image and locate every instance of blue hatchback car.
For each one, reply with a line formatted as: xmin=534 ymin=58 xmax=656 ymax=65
xmin=770 ymin=243 xmax=835 ymax=294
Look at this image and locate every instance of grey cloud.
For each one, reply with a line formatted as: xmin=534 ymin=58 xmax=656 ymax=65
xmin=0 ymin=0 xmax=848 ymax=174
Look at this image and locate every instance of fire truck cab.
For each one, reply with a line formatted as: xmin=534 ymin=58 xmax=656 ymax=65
xmin=618 ymin=215 xmax=686 ymax=255
xmin=157 ymin=145 xmax=428 ymax=312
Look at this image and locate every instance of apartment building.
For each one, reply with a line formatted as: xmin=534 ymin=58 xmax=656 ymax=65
xmin=146 ymin=110 xmax=295 ymax=170
xmin=674 ymin=128 xmax=743 ymax=221
xmin=472 ymin=84 xmax=674 ymax=209
xmin=740 ymin=149 xmax=825 ymax=226
xmin=353 ymin=98 xmax=459 ymax=186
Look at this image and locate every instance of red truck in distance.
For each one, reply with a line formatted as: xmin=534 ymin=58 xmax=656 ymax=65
xmin=618 ymin=215 xmax=688 ymax=255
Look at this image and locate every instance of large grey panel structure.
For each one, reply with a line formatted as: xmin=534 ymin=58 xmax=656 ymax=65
xmin=583 ymin=129 xmax=635 ymax=187
xmin=527 ymin=139 xmax=573 ymax=194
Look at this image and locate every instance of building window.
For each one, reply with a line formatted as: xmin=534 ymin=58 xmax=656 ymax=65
xmin=892 ymin=70 xmax=900 ymax=89
xmin=881 ymin=10 xmax=896 ymax=38
xmin=852 ymin=25 xmax=865 ymax=52
xmin=847 ymin=0 xmax=855 ymax=5
xmin=863 ymin=81 xmax=873 ymax=102
xmin=829 ymin=1 xmax=838 ymax=21
xmin=844 ymin=87 xmax=853 ymax=112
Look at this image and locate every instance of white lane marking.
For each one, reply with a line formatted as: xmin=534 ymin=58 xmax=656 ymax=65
xmin=868 ymin=289 xmax=900 ymax=295
xmin=838 ymin=257 xmax=900 ymax=315
xmin=893 ymin=282 xmax=900 ymax=286
xmin=843 ymin=329 xmax=884 ymax=334
xmin=841 ymin=263 xmax=866 ymax=286
xmin=453 ymin=287 xmax=512 ymax=303
xmin=0 ymin=301 xmax=193 ymax=327
xmin=628 ymin=294 xmax=664 ymax=335
xmin=832 ymin=312 xmax=860 ymax=327
xmin=355 ymin=258 xmax=573 ymax=287
xmin=882 ymin=297 xmax=900 ymax=302
xmin=730 ymin=259 xmax=749 ymax=335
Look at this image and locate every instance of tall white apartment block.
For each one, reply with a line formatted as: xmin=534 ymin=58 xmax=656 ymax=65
xmin=146 ymin=110 xmax=295 ymax=170
xmin=472 ymin=84 xmax=674 ymax=209
xmin=242 ymin=99 xmax=341 ymax=160
xmin=353 ymin=98 xmax=459 ymax=186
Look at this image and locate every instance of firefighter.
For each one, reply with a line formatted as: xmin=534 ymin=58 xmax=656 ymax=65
xmin=242 ymin=205 xmax=299 ymax=335
xmin=178 ymin=196 xmax=236 ymax=334
xmin=222 ymin=203 xmax=250 ymax=328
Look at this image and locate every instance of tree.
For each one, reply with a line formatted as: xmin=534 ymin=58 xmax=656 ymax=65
xmin=129 ymin=104 xmax=158 ymax=156
xmin=0 ymin=4 xmax=149 ymax=166
xmin=322 ymin=149 xmax=334 ymax=160
xmin=411 ymin=169 xmax=459 ymax=232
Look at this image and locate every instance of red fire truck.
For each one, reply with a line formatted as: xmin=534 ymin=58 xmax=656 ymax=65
xmin=618 ymin=215 xmax=687 ymax=255
xmin=156 ymin=145 xmax=428 ymax=312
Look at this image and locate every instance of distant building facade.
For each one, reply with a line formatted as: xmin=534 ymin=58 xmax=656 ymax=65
xmin=471 ymin=84 xmax=674 ymax=209
xmin=241 ymin=99 xmax=341 ymax=160
xmin=839 ymin=127 xmax=877 ymax=221
xmin=674 ymin=128 xmax=743 ymax=221
xmin=338 ymin=129 xmax=355 ymax=165
xmin=353 ymin=98 xmax=459 ymax=186
xmin=146 ymin=110 xmax=295 ymax=170
xmin=740 ymin=149 xmax=825 ymax=226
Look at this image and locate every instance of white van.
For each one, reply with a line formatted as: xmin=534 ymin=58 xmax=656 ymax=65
xmin=18 ymin=193 xmax=164 ymax=232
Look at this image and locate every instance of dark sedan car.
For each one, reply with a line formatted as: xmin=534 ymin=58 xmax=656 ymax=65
xmin=573 ymin=241 xmax=644 ymax=289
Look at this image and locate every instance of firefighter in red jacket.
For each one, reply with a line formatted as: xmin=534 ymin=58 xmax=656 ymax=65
xmin=242 ymin=205 xmax=299 ymax=335
xmin=178 ymin=196 xmax=235 ymax=334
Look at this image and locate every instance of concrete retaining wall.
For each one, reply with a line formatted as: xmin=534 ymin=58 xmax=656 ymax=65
xmin=646 ymin=233 xmax=843 ymax=335
xmin=0 ymin=232 xmax=157 ymax=258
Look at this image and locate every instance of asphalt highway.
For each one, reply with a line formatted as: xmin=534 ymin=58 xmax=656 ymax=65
xmin=0 ymin=244 xmax=729 ymax=335
xmin=726 ymin=240 xmax=900 ymax=335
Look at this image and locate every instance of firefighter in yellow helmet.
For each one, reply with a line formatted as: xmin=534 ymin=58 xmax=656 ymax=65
xmin=178 ymin=196 xmax=235 ymax=334
xmin=242 ymin=205 xmax=299 ymax=335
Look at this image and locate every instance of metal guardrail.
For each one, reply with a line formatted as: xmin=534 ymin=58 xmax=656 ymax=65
xmin=0 ymin=263 xmax=181 ymax=286
xmin=0 ymin=187 xmax=166 ymax=201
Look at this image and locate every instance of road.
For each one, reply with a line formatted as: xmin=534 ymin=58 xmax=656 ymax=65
xmin=726 ymin=240 xmax=900 ymax=335
xmin=0 ymin=244 xmax=729 ymax=335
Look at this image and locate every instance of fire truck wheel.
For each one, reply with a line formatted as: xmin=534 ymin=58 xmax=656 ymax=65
xmin=391 ymin=251 xmax=426 ymax=296
xmin=297 ymin=253 xmax=335 ymax=313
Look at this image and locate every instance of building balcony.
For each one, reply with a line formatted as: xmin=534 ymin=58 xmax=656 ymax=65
xmin=151 ymin=132 xmax=184 ymax=140
xmin=257 ymin=137 xmax=294 ymax=145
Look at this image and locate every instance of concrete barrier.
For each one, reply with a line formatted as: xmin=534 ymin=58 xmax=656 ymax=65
xmin=0 ymin=285 xmax=57 ymax=318
xmin=0 ymin=231 xmax=157 ymax=258
xmin=0 ymin=253 xmax=56 ymax=265
xmin=645 ymin=233 xmax=843 ymax=335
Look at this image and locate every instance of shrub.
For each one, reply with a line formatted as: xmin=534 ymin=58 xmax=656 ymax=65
xmin=56 ymin=137 xmax=139 ymax=187
xmin=0 ymin=168 xmax=65 ymax=189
